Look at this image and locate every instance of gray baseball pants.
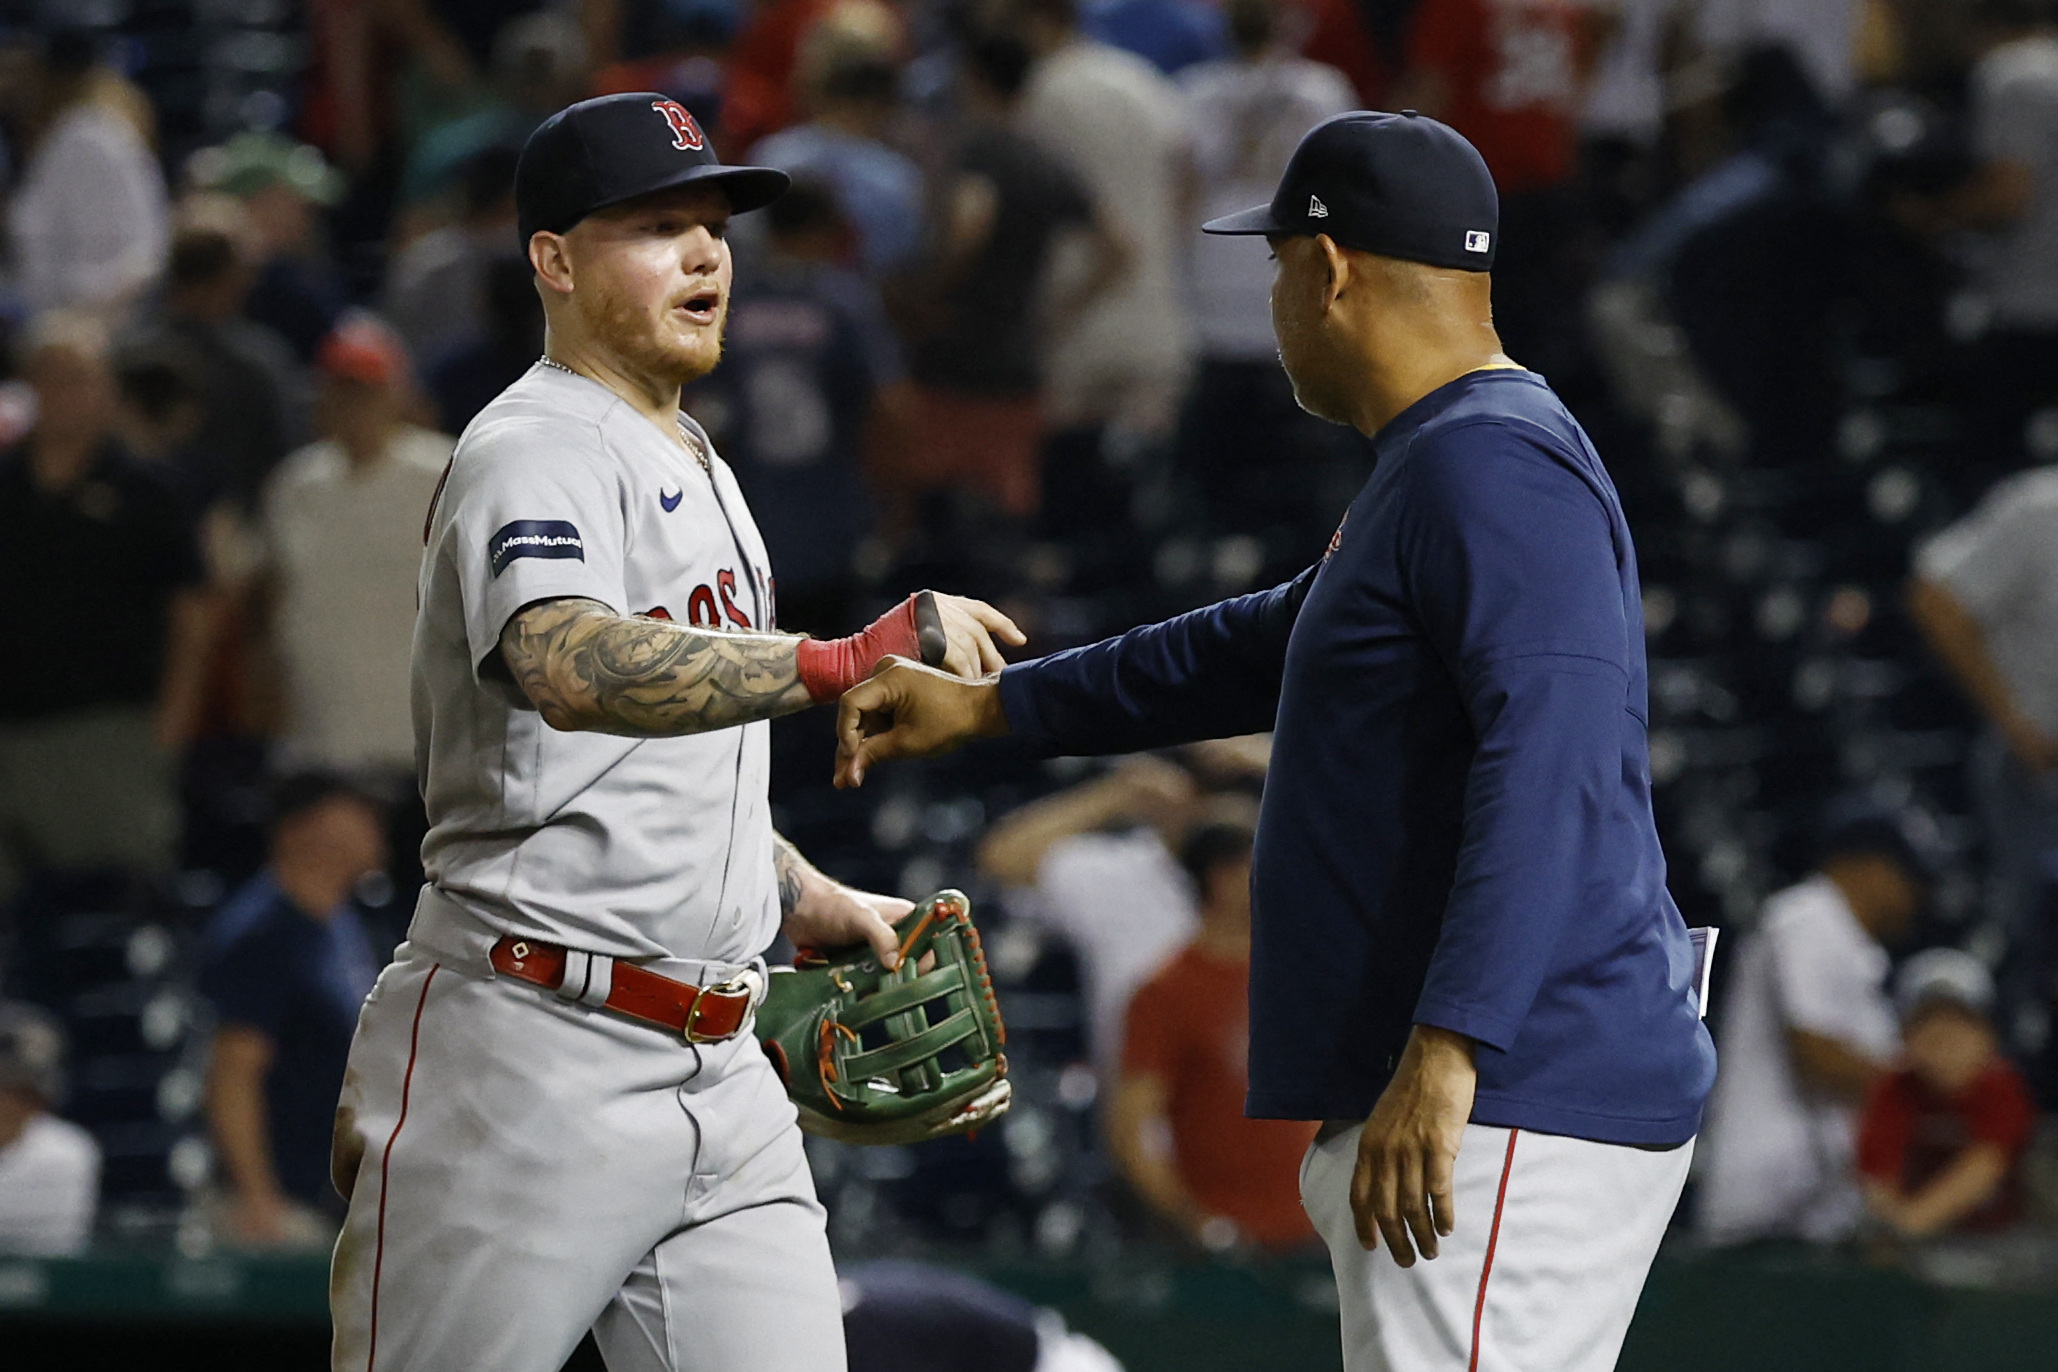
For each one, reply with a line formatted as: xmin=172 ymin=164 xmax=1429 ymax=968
xmin=330 ymin=944 xmax=846 ymax=1372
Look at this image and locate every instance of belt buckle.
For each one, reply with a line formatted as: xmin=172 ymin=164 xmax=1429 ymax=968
xmin=682 ymin=976 xmax=749 ymax=1044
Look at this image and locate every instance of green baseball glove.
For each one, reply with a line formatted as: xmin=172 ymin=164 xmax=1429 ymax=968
xmin=756 ymin=889 xmax=1011 ymax=1146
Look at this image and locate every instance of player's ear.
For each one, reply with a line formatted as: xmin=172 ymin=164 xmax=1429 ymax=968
xmin=1315 ymin=234 xmax=1350 ymax=312
xmin=529 ymin=231 xmax=575 ymax=296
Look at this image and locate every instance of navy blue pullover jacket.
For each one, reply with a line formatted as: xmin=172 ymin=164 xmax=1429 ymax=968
xmin=998 ymin=370 xmax=1716 ymax=1144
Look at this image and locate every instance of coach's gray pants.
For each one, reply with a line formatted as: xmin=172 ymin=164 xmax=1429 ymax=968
xmin=330 ymin=945 xmax=845 ymax=1372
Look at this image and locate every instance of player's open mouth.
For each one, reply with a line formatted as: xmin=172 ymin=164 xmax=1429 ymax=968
xmin=676 ymin=291 xmax=721 ymax=325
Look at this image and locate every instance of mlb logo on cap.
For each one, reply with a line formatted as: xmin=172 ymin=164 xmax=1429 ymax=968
xmin=1465 ymin=230 xmax=1491 ymax=253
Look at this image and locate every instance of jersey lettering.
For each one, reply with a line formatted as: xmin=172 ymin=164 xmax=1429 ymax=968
xmin=651 ymin=99 xmax=706 ymax=151
xmin=686 ymin=585 xmax=719 ymax=627
xmin=490 ymin=520 xmax=584 ymax=576
xmin=717 ymin=568 xmax=753 ymax=629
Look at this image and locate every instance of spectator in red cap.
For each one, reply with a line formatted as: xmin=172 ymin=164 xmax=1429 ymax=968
xmin=253 ymin=314 xmax=451 ymax=849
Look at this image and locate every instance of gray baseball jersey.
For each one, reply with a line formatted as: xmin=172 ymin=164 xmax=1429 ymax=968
xmin=408 ymin=361 xmax=781 ymax=965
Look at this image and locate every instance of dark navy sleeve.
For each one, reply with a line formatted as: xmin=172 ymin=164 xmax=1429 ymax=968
xmin=997 ymin=566 xmax=1316 ymax=755
xmin=199 ymin=926 xmax=292 ymax=1039
xmin=1397 ymin=421 xmax=1635 ymax=1053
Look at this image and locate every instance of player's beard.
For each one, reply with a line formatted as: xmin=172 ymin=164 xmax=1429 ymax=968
xmin=579 ymin=273 xmax=726 ymax=389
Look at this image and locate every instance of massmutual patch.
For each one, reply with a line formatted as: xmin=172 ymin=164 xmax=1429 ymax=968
xmin=490 ymin=520 xmax=584 ymax=576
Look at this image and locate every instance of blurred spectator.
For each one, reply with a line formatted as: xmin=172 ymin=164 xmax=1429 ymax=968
xmin=383 ymin=144 xmax=523 ymax=363
xmin=749 ymin=44 xmax=925 ymax=277
xmin=1081 ymin=0 xmax=1228 ymax=75
xmin=977 ymin=741 xmax=1267 ymax=1074
xmin=189 ymin=132 xmax=351 ymax=363
xmin=145 ymin=215 xmax=306 ymax=511
xmin=199 ymin=775 xmax=386 ymax=1246
xmin=256 ymin=315 xmax=452 ymax=784
xmin=112 ymin=345 xmax=208 ymax=475
xmin=1109 ymin=803 xmax=1318 ymax=1252
xmin=1578 ymin=0 xmax=1689 ymax=234
xmin=299 ymin=0 xmax=477 ymax=175
xmin=423 ymin=253 xmax=547 ymax=434
xmin=1176 ymin=0 xmax=1356 ymax=537
xmin=1694 ymin=0 xmax=1864 ymax=104
xmin=1601 ymin=45 xmax=1839 ymax=468
xmin=842 ymin=1261 xmax=1123 ymax=1372
xmin=1291 ymin=0 xmax=1387 ymax=104
xmin=0 ymin=1002 xmax=98 ymax=1255
xmin=398 ymin=11 xmax=590 ymax=210
xmin=685 ymin=182 xmax=901 ymax=632
xmin=6 ymin=29 xmax=168 ymax=319
xmin=725 ymin=0 xmax=906 ymax=154
xmin=1859 ymin=949 xmax=2037 ymax=1240
xmin=589 ymin=0 xmax=739 ymax=115
xmin=1013 ymin=0 xmax=1195 ymax=452
xmin=1696 ymin=814 xmax=1926 ymax=1246
xmin=1909 ymin=471 xmax=2058 ymax=1054
xmin=1398 ymin=0 xmax=1588 ymax=380
xmin=890 ymin=32 xmax=1104 ymax=525
xmin=1962 ymin=0 xmax=2058 ymax=467
xmin=0 ymin=313 xmax=212 ymax=902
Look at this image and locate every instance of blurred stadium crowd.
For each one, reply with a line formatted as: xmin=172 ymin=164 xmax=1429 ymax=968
xmin=0 ymin=0 xmax=2055 ymax=1304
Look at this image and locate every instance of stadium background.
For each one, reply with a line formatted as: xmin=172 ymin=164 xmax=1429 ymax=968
xmin=0 ymin=0 xmax=2054 ymax=1366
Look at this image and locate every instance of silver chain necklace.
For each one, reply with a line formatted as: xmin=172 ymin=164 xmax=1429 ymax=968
xmin=537 ymin=355 xmax=709 ymax=472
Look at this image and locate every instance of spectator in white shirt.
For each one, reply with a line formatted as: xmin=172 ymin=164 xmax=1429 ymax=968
xmin=1695 ymin=815 xmax=1927 ymax=1247
xmin=0 ymin=1003 xmax=99 ymax=1256
xmin=256 ymin=314 xmax=452 ymax=785
xmin=1011 ymin=0 xmax=1195 ymax=449
xmin=1174 ymin=0 xmax=1357 ymax=540
xmin=7 ymin=31 xmax=168 ymax=320
xmin=976 ymin=739 xmax=1268 ymax=1078
xmin=1909 ymin=462 xmax=2058 ymax=1057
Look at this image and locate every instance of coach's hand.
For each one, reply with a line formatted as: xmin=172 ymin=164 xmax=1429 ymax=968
xmin=834 ymin=658 xmax=1010 ymax=788
xmin=1352 ymin=1025 xmax=1477 ymax=1267
xmin=928 ymin=593 xmax=1027 ymax=679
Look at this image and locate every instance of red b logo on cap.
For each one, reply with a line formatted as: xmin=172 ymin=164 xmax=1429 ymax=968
xmin=651 ymin=99 xmax=705 ymax=151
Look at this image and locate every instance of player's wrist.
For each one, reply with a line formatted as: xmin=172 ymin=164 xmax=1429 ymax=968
xmin=795 ymin=593 xmax=944 ymax=703
xmin=971 ymin=678 xmax=1010 ymax=739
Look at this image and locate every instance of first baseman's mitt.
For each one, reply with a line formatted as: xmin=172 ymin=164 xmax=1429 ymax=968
xmin=756 ymin=889 xmax=1010 ymax=1146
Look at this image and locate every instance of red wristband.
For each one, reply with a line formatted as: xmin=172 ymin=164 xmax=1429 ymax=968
xmin=795 ymin=592 xmax=946 ymax=702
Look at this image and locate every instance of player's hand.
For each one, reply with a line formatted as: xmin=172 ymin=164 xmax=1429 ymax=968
xmin=926 ymin=593 xmax=1027 ymax=679
xmin=834 ymin=658 xmax=1010 ymax=788
xmin=1351 ymin=1025 xmax=1477 ymax=1267
xmin=224 ymin=1187 xmax=296 ymax=1247
xmin=783 ymin=872 xmax=914 ymax=970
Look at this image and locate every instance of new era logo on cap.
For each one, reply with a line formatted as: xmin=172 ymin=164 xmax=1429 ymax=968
xmin=1308 ymin=195 xmax=1329 ymax=219
xmin=1465 ymin=230 xmax=1491 ymax=253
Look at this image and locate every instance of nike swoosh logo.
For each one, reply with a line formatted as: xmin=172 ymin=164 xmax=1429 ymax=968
xmin=659 ymin=488 xmax=683 ymax=513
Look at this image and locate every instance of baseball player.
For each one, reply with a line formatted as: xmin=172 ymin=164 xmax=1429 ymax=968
xmin=833 ymin=112 xmax=1718 ymax=1372
xmin=327 ymin=93 xmax=1022 ymax=1372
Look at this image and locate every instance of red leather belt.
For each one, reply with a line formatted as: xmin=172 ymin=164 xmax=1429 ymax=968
xmin=489 ymin=936 xmax=756 ymax=1042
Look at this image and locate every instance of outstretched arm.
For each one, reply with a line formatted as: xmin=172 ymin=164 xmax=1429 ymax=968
xmin=501 ymin=591 xmax=1027 ymax=737
xmin=836 ymin=567 xmax=1315 ymax=786
xmin=501 ymin=597 xmax=812 ymax=736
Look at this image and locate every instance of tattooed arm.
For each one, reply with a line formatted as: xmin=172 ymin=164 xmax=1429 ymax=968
xmin=498 ymin=597 xmax=813 ymax=737
xmin=773 ymin=832 xmax=810 ymax=918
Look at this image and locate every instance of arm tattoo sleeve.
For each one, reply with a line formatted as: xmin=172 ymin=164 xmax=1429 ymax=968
xmin=772 ymin=832 xmax=809 ymax=918
xmin=500 ymin=597 xmax=815 ymax=737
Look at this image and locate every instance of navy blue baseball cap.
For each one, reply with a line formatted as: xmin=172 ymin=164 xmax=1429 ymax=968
xmin=1201 ymin=110 xmax=1499 ymax=271
xmin=515 ymin=93 xmax=790 ymax=245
